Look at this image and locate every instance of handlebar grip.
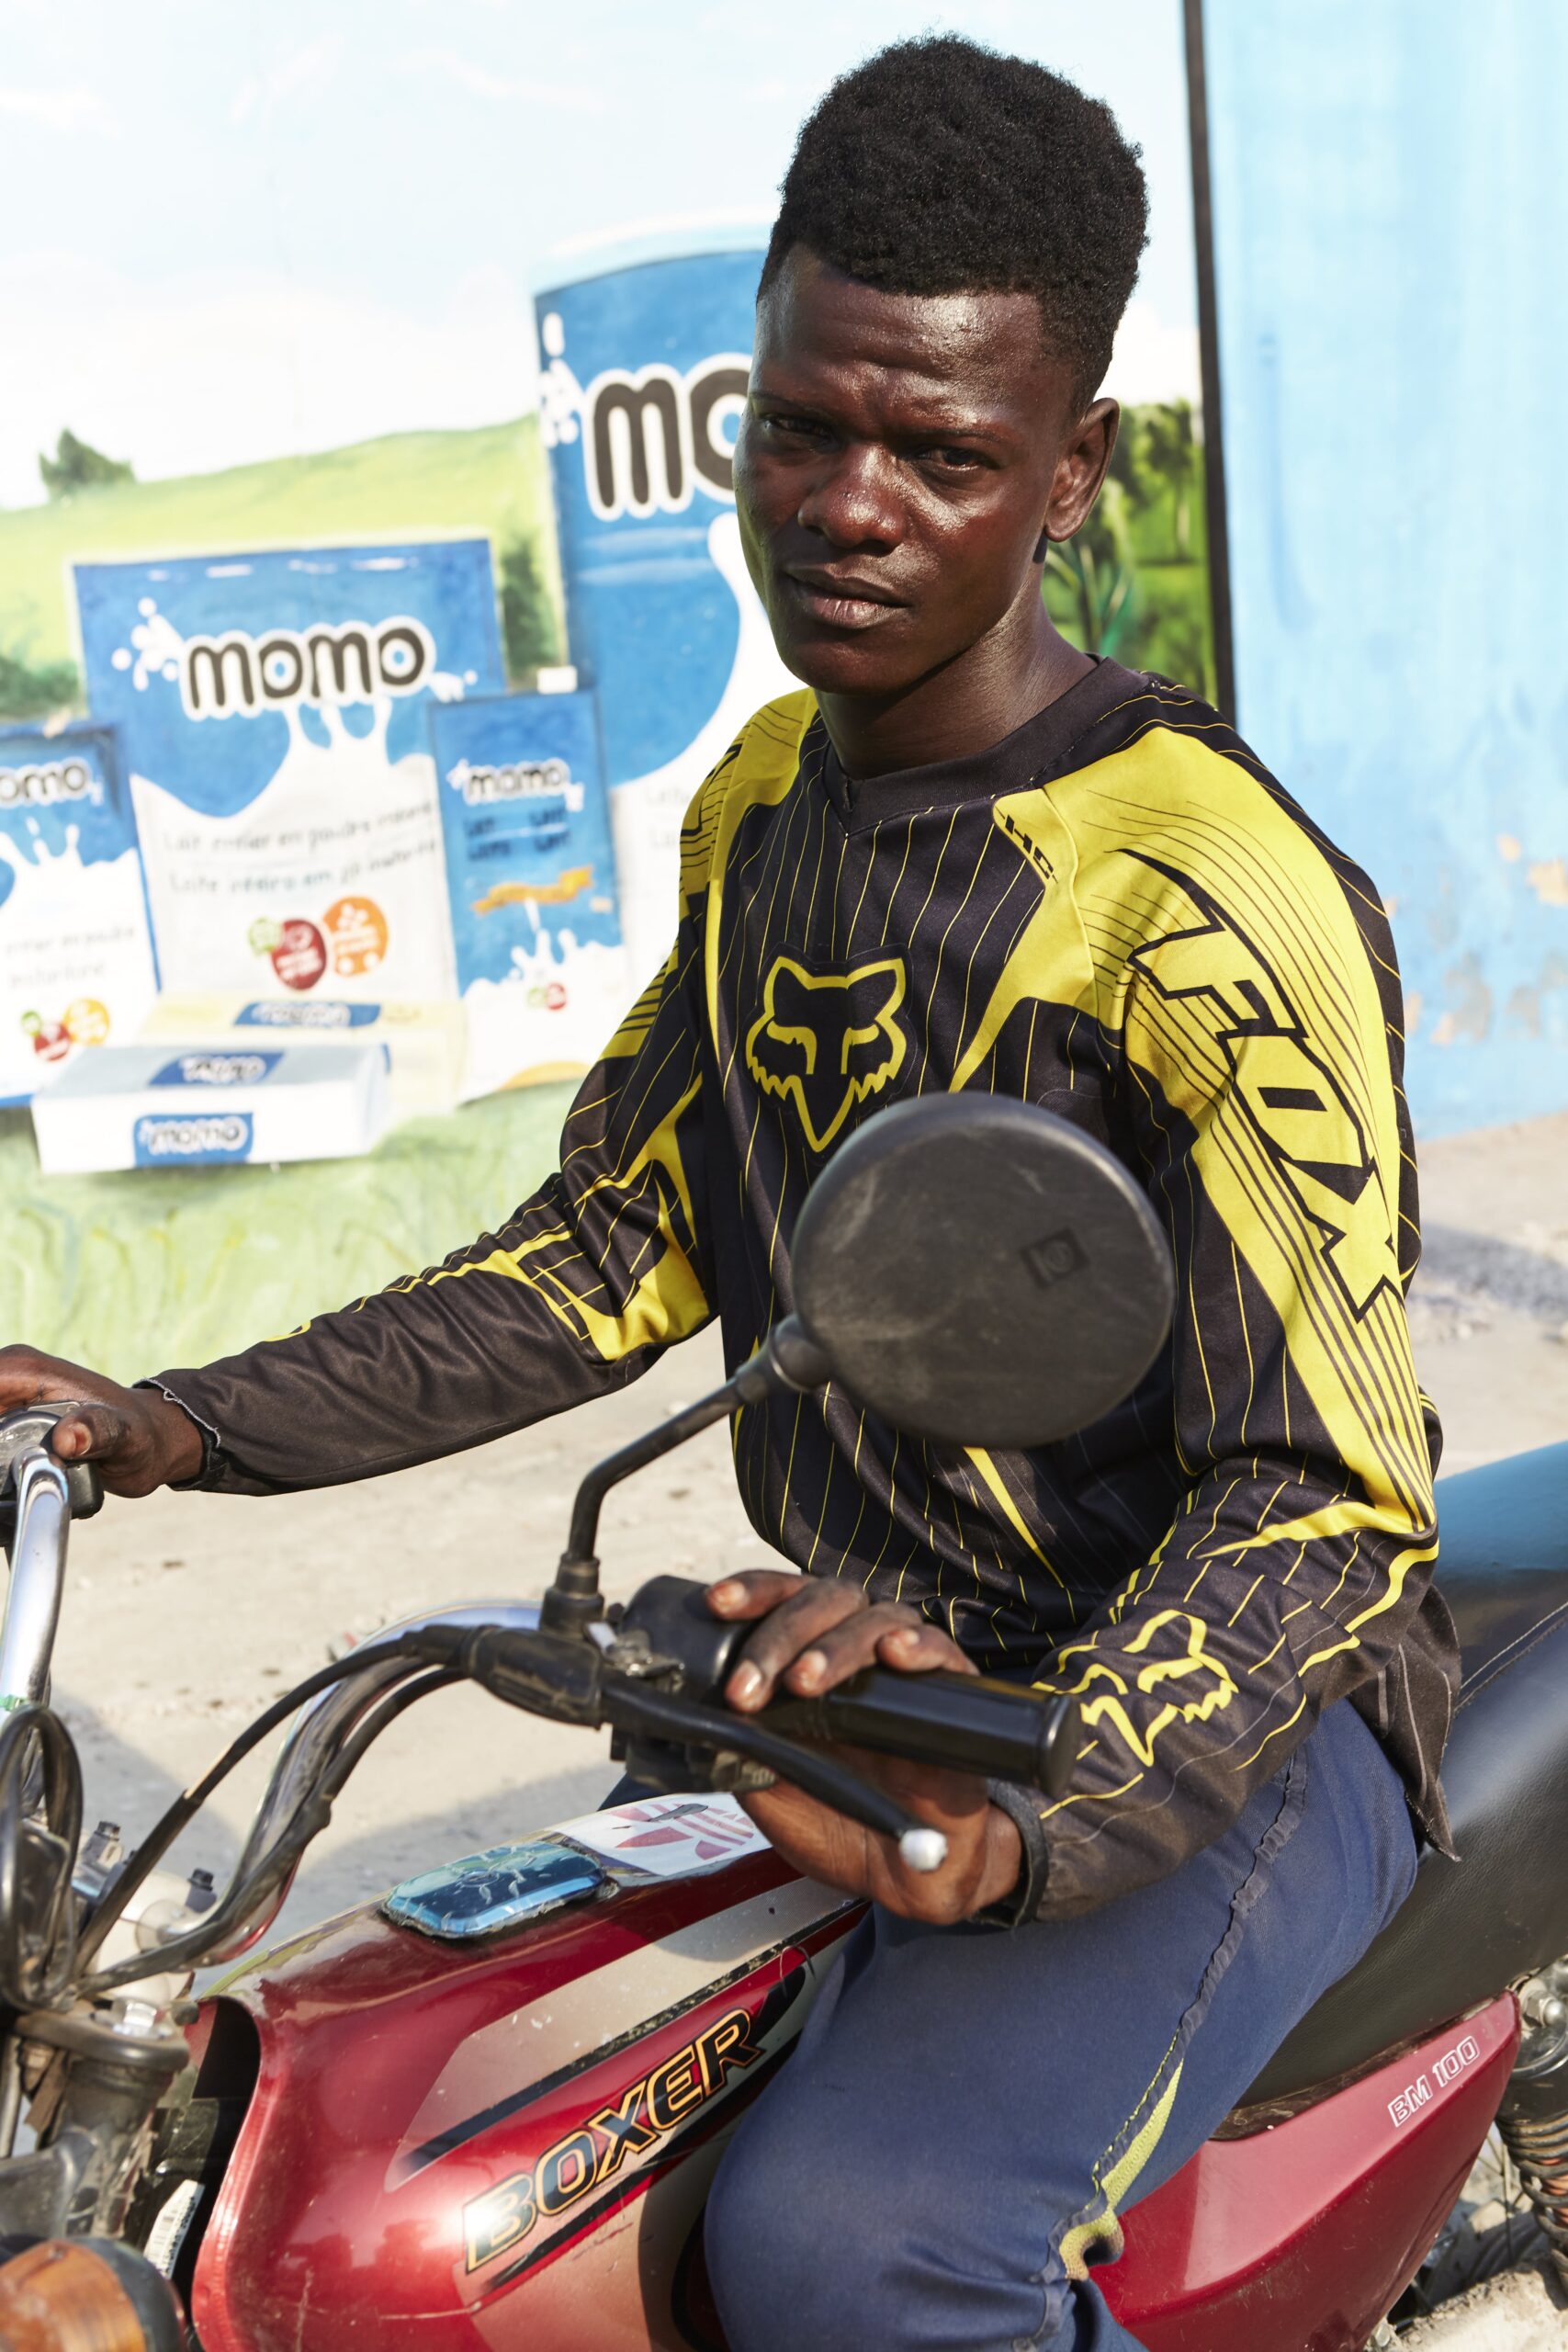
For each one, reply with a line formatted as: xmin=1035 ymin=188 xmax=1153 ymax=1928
xmin=0 ymin=1409 xmax=104 ymax=1522
xmin=768 ymin=1668 xmax=1081 ymax=1799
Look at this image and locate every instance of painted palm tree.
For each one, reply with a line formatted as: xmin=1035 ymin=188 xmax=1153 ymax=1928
xmin=1141 ymin=401 xmax=1197 ymax=560
xmin=1044 ymin=475 xmax=1137 ymax=659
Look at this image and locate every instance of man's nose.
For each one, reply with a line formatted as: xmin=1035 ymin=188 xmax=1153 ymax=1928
xmin=795 ymin=447 xmax=901 ymax=549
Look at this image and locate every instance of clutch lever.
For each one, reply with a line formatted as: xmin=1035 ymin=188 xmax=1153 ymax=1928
xmin=0 ymin=1408 xmax=105 ymax=1541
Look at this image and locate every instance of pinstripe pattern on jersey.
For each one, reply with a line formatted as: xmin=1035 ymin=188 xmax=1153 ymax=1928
xmin=187 ymin=662 xmax=1453 ymax=1915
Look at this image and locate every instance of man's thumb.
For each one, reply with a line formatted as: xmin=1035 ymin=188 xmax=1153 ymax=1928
xmin=49 ymin=1405 xmax=129 ymax=1464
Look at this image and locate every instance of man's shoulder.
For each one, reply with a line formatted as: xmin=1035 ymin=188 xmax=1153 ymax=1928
xmin=679 ymin=692 xmax=818 ymax=897
xmin=1053 ymin=670 xmax=1391 ymax=974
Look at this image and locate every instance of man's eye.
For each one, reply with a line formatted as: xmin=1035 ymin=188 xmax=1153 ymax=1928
xmin=760 ymin=412 xmax=828 ymax=442
xmin=918 ymin=446 xmax=984 ymax=474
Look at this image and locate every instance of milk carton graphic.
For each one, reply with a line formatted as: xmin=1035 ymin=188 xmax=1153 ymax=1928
xmin=0 ymin=723 xmax=158 ymax=1105
xmin=429 ymin=691 xmax=629 ymax=1100
xmin=73 ymin=542 xmax=505 ymax=1003
xmin=536 ymin=248 xmax=795 ymax=984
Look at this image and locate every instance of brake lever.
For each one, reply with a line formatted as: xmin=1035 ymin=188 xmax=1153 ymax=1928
xmin=442 ymin=1623 xmax=949 ymax=1872
xmin=599 ymin=1676 xmax=948 ymax=1871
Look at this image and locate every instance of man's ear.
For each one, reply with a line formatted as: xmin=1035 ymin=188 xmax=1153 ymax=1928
xmin=1037 ymin=398 xmax=1121 ymax=552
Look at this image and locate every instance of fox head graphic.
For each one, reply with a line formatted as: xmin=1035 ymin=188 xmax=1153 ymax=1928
xmin=744 ymin=955 xmax=908 ymax=1153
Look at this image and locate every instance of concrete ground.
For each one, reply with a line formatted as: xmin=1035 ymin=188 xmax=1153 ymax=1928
xmin=39 ymin=1109 xmax=1568 ymax=1956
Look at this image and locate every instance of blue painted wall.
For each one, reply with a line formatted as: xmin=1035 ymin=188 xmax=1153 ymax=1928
xmin=1202 ymin=2 xmax=1568 ymax=1134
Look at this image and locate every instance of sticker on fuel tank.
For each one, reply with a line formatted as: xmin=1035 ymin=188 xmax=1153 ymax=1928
xmin=463 ymin=2005 xmax=763 ymax=2273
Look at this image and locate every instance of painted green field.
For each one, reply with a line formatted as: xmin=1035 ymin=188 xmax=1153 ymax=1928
xmin=0 ymin=1084 xmax=575 ymax=1383
xmin=0 ymin=416 xmax=562 ymax=712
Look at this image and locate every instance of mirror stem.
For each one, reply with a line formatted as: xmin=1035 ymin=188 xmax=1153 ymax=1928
xmin=542 ymin=1317 xmax=830 ymax=1635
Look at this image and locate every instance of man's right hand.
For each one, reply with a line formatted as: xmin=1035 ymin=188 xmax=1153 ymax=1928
xmin=0 ymin=1349 xmax=204 ymax=1497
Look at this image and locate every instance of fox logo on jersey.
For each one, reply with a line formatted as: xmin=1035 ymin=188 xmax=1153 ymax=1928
xmin=745 ymin=954 xmax=908 ymax=1153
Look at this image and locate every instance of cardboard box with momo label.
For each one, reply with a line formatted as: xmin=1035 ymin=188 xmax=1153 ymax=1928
xmin=0 ymin=723 xmax=159 ymax=1106
xmin=138 ymin=994 xmax=465 ymax=1123
xmin=30 ymin=1041 xmax=390 ymax=1175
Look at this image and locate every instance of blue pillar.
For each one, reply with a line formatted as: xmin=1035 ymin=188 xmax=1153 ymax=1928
xmin=1201 ymin=0 xmax=1568 ymax=1132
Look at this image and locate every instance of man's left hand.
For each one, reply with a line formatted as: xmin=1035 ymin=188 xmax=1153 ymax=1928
xmin=706 ymin=1570 xmax=1024 ymax=1923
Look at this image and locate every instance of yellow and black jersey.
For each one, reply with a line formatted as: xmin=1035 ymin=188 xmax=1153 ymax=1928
xmin=162 ymin=661 xmax=1458 ymax=1917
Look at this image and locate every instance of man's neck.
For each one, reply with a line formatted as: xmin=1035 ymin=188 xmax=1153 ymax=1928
xmin=815 ymin=605 xmax=1093 ymax=782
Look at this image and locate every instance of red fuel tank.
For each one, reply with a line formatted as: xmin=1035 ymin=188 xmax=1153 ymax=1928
xmin=186 ymin=1796 xmax=857 ymax=2352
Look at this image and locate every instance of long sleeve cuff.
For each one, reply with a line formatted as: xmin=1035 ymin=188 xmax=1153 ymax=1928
xmin=971 ymin=1780 xmax=1050 ymax=1928
xmin=133 ymin=1380 xmax=230 ymax=1492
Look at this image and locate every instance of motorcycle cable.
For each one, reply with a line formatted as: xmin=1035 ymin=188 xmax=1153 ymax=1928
xmin=75 ymin=1635 xmax=427 ymax=1973
xmin=75 ymin=1668 xmax=462 ymax=1998
xmin=0 ymin=1703 xmax=83 ymax=2012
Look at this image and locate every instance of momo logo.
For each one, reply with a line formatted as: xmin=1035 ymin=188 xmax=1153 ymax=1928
xmin=150 ymin=1052 xmax=279 ymax=1089
xmin=463 ymin=2006 xmax=763 ymax=2273
xmin=179 ymin=616 xmax=434 ymax=720
xmin=234 ymin=1000 xmax=379 ymax=1030
xmin=582 ymin=354 xmax=750 ymax=521
xmin=132 ymin=1113 xmax=254 ymax=1167
xmin=446 ymin=756 xmax=583 ymax=811
xmin=0 ymin=759 xmax=96 ymax=808
xmin=745 ymin=955 xmax=908 ymax=1153
xmin=1126 ymin=861 xmax=1403 ymax=1318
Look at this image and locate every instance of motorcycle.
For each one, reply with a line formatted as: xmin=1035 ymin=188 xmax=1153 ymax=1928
xmin=0 ymin=1094 xmax=1562 ymax=2350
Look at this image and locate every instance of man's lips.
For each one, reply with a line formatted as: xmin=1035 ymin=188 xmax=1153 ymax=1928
xmin=780 ymin=567 xmax=907 ymax=631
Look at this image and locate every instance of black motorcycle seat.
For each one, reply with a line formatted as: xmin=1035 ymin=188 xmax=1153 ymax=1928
xmin=1245 ymin=1440 xmax=1568 ymax=2107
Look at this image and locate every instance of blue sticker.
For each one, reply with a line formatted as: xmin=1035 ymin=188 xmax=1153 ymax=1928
xmin=149 ymin=1051 xmax=283 ymax=1089
xmin=133 ymin=1111 xmax=254 ymax=1167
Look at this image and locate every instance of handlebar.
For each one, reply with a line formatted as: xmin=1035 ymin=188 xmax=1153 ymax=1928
xmin=0 ymin=1408 xmax=103 ymax=1713
xmin=765 ymin=1663 xmax=1080 ymax=1797
xmin=0 ymin=1407 xmax=1080 ymax=1999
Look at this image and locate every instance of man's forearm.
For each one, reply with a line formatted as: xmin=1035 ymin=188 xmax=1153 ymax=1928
xmin=152 ymin=1261 xmax=650 ymax=1495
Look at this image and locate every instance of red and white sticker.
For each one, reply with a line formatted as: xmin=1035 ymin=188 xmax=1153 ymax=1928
xmin=556 ymin=1793 xmax=769 ymax=1880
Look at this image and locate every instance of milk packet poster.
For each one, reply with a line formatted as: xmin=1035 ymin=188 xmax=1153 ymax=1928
xmin=428 ymin=691 xmax=629 ymax=1099
xmin=536 ymin=246 xmax=795 ymax=986
xmin=73 ymin=542 xmax=505 ymax=1003
xmin=0 ymin=724 xmax=158 ymax=1106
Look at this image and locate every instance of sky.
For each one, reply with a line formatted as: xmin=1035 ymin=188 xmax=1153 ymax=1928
xmin=0 ymin=0 xmax=1200 ymax=509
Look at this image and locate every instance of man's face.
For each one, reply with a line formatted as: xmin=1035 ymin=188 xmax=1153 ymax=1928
xmin=733 ymin=245 xmax=1114 ymax=703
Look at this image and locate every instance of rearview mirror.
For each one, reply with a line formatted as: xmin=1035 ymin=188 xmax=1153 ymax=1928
xmin=546 ymin=1093 xmax=1178 ymax=1622
xmin=786 ymin=1095 xmax=1175 ymax=1450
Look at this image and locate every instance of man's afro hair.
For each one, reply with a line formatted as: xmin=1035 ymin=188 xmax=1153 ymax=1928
xmin=761 ymin=36 xmax=1148 ymax=407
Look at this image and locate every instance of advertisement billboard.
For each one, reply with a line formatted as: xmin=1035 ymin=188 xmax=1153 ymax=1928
xmin=0 ymin=722 xmax=158 ymax=1105
xmin=73 ymin=541 xmax=506 ymax=1004
xmin=536 ymin=249 xmax=795 ymax=983
xmin=428 ymin=689 xmax=628 ymax=1098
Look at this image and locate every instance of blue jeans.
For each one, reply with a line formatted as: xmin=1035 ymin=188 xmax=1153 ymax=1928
xmin=702 ymin=1700 xmax=1418 ymax=2352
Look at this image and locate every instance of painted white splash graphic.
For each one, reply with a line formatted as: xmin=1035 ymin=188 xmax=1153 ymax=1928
xmin=460 ymin=910 xmax=629 ymax=1101
xmin=0 ymin=825 xmax=158 ymax=1101
xmin=612 ymin=512 xmax=796 ymax=984
xmin=121 ymin=602 xmax=459 ymax=1001
xmin=110 ymin=595 xmax=186 ymax=694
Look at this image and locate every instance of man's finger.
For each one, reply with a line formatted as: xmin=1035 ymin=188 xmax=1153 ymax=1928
xmin=784 ymin=1611 xmax=970 ymax=1693
xmin=47 ymin=1404 xmax=131 ymax=1464
xmin=706 ymin=1569 xmax=808 ymax=1619
xmin=723 ymin=1582 xmax=870 ymax=1709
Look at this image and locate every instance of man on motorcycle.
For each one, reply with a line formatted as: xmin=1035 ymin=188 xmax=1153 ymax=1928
xmin=0 ymin=36 xmax=1454 ymax=2352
